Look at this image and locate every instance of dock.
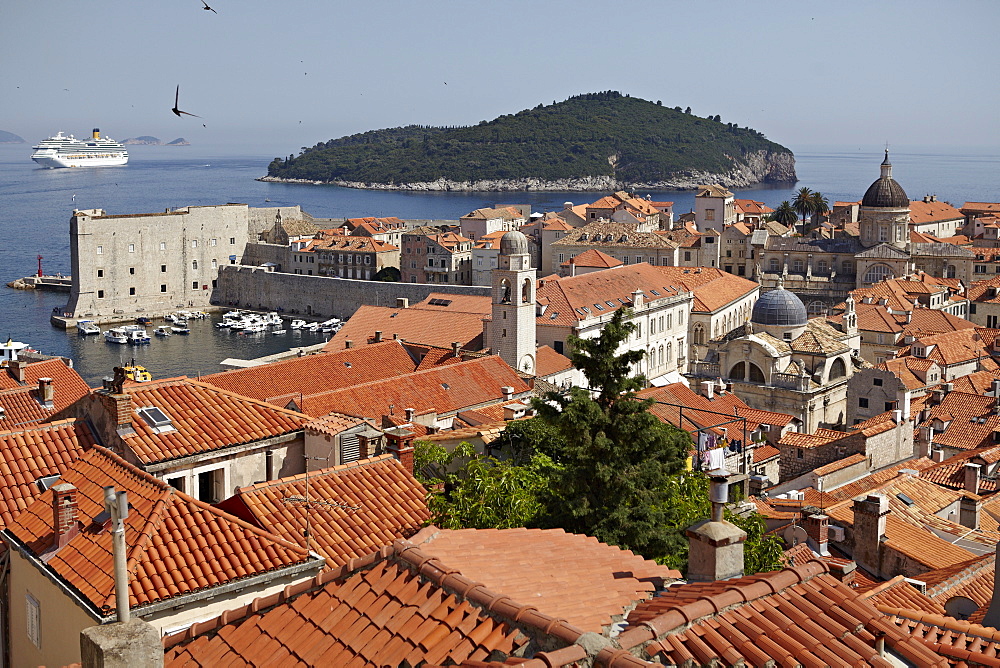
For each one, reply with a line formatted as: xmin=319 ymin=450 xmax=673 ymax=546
xmin=7 ymin=275 xmax=72 ymax=292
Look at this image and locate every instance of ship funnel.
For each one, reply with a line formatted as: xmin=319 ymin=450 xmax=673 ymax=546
xmin=92 ymin=128 xmax=100 ymax=139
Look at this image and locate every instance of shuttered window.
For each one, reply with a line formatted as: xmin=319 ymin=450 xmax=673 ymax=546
xmin=340 ymin=433 xmax=360 ymax=464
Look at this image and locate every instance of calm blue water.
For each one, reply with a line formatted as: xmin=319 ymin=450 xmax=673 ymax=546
xmin=1 ymin=142 xmax=998 ymax=384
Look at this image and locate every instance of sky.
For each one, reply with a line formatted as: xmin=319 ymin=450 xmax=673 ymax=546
xmin=3 ymin=0 xmax=999 ymax=158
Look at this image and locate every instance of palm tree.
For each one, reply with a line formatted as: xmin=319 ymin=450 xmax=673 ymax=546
xmin=791 ymin=187 xmax=815 ymax=224
xmin=770 ymin=201 xmax=797 ymax=226
xmin=810 ymin=191 xmax=830 ymax=218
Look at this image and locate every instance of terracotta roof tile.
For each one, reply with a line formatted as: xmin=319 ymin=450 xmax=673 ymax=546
xmin=5 ymin=445 xmax=313 ymax=616
xmin=884 ymin=607 xmax=1000 ymax=665
xmin=534 ymin=345 xmax=573 ymax=377
xmin=411 ymin=526 xmax=679 ymax=634
xmin=326 ymin=304 xmax=487 ymax=352
xmin=0 ymin=358 xmax=91 ymax=426
xmin=563 ymin=248 xmax=622 ymax=269
xmin=857 ymin=575 xmax=946 ymax=615
xmin=652 ymin=266 xmax=759 ymax=313
xmin=216 ymin=455 xmax=429 ymax=569
xmin=909 ymin=199 xmax=965 ymax=225
xmin=918 ymin=552 xmax=996 ymax=620
xmin=108 ymin=377 xmax=309 ymax=464
xmin=0 ymin=419 xmax=95 ymax=529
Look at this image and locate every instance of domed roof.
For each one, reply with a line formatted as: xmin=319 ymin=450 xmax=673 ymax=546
xmin=751 ymin=288 xmax=808 ymax=327
xmin=862 ymin=151 xmax=909 ymax=208
xmin=500 ymin=230 xmax=529 ymax=256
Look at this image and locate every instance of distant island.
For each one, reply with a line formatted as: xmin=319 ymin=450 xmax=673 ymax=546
xmin=122 ymin=136 xmax=190 ymax=146
xmin=262 ymin=91 xmax=796 ymax=192
xmin=0 ymin=130 xmax=25 ymax=144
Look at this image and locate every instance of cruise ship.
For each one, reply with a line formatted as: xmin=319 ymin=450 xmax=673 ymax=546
xmin=30 ymin=128 xmax=128 ymax=168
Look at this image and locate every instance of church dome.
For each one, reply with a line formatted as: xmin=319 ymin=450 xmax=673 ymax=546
xmin=751 ymin=288 xmax=808 ymax=327
xmin=500 ymin=230 xmax=529 ymax=256
xmin=861 ymin=151 xmax=909 ymax=208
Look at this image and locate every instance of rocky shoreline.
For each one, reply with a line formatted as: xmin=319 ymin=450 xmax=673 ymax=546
xmin=258 ymin=149 xmax=796 ymax=192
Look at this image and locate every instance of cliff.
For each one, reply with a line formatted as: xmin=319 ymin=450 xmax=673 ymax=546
xmin=264 ymin=92 xmax=796 ymax=192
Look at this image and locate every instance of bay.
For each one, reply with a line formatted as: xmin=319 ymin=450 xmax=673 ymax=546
xmin=0 ymin=142 xmax=997 ymax=385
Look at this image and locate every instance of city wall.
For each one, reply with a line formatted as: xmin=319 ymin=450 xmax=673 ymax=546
xmin=215 ymin=266 xmax=489 ymax=320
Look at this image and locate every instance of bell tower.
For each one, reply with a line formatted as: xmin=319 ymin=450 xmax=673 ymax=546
xmin=490 ymin=231 xmax=536 ymax=375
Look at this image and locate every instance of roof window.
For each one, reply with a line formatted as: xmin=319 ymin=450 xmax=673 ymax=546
xmin=137 ymin=406 xmax=175 ymax=433
xmin=896 ymin=493 xmax=915 ymax=506
xmin=650 ymin=289 xmax=661 ymax=296
xmin=594 ymin=303 xmax=604 ymax=311
xmin=442 ymin=383 xmax=450 ymax=390
xmin=35 ymin=474 xmax=61 ymax=493
xmin=549 ymin=312 xmax=559 ymax=320
xmin=344 ymin=362 xmax=352 ymax=368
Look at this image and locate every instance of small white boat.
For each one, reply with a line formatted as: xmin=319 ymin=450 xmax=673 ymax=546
xmin=306 ymin=322 xmax=320 ymax=332
xmin=105 ymin=328 xmax=128 ymax=344
xmin=271 ymin=329 xmax=287 ymax=335
xmin=154 ymin=326 xmax=172 ymax=337
xmin=289 ymin=319 xmax=305 ymax=330
xmin=170 ymin=326 xmax=190 ymax=335
xmin=164 ymin=314 xmax=178 ymax=323
xmin=127 ymin=329 xmax=150 ymax=344
xmin=215 ymin=321 xmax=230 ymax=329
xmin=77 ymin=320 xmax=101 ymax=335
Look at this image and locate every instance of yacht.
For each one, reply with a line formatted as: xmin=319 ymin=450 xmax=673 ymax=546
xmin=289 ymin=319 xmax=306 ymax=330
xmin=170 ymin=325 xmax=191 ymax=334
xmin=77 ymin=320 xmax=101 ymax=335
xmin=127 ymin=329 xmax=150 ymax=344
xmin=105 ymin=328 xmax=128 ymax=344
xmin=154 ymin=326 xmax=172 ymax=337
xmin=31 ymin=129 xmax=128 ymax=168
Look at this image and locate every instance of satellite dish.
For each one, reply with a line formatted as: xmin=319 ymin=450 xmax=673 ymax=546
xmin=783 ymin=525 xmax=808 ymax=547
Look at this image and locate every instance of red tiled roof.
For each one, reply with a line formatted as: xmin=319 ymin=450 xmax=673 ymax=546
xmin=108 ymin=377 xmax=309 ymax=464
xmin=823 ymin=457 xmax=936 ymax=501
xmin=215 ymin=455 xmax=430 ymax=569
xmin=896 ymin=328 xmax=993 ymax=368
xmin=410 ymin=526 xmax=679 ymax=634
xmin=653 ymin=266 xmax=759 ymax=313
xmin=564 ymin=248 xmax=622 ymax=269
xmin=326 ymin=305 xmax=486 ymax=352
xmin=535 ymin=345 xmax=573 ymax=377
xmin=857 ymin=575 xmax=945 ymax=615
xmin=919 ymin=552 xmax=995 ymax=618
xmin=909 ymin=199 xmax=964 ymax=225
xmin=917 ymin=390 xmax=1000 ymax=451
xmin=620 ymin=561 xmax=946 ymax=667
xmin=0 ymin=419 xmax=95 ymax=529
xmin=0 ymin=357 xmax=87 ymax=392
xmin=5 ymin=445 xmax=313 ymax=616
xmin=200 ymin=340 xmax=421 ymax=403
xmin=0 ymin=358 xmax=91 ymax=425
xmin=885 ymin=608 xmax=1000 ymax=665
xmin=295 ymin=356 xmax=531 ymax=419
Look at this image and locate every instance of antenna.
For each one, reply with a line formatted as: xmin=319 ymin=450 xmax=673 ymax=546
xmin=282 ymin=454 xmax=360 ymax=553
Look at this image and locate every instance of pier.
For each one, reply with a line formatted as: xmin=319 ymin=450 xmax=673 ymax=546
xmin=7 ymin=274 xmax=72 ymax=292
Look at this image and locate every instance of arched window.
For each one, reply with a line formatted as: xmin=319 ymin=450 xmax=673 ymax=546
xmin=807 ymin=300 xmax=827 ymax=315
xmin=521 ymin=277 xmax=531 ymax=303
xmin=829 ymin=357 xmax=847 ymax=380
xmin=693 ymin=324 xmax=705 ymax=345
xmin=748 ymin=362 xmax=765 ymax=383
xmin=658 ymin=345 xmax=664 ymax=367
xmin=729 ymin=362 xmax=746 ymax=380
xmin=499 ymin=278 xmax=511 ymax=303
xmin=862 ymin=263 xmax=894 ymax=285
xmin=664 ymin=342 xmax=672 ymax=363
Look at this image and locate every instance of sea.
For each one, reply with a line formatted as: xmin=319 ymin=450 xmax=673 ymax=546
xmin=1 ymin=142 xmax=998 ymax=386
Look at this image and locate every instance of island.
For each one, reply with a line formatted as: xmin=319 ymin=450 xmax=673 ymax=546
xmin=262 ymin=91 xmax=796 ymax=191
xmin=121 ymin=136 xmax=190 ymax=146
xmin=166 ymin=137 xmax=190 ymax=146
xmin=0 ymin=130 xmax=25 ymax=144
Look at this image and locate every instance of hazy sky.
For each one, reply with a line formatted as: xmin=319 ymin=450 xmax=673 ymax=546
xmin=3 ymin=1 xmax=998 ymax=157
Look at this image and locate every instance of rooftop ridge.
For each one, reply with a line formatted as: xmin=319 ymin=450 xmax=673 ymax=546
xmin=0 ymin=416 xmax=85 ymax=440
xmin=879 ymin=605 xmax=1000 ymax=643
xmin=616 ymin=561 xmax=829 ymax=651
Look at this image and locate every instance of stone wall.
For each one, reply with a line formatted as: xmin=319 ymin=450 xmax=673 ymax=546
xmin=214 ymin=266 xmax=489 ymax=320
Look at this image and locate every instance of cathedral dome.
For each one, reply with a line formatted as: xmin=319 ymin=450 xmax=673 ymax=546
xmin=861 ymin=151 xmax=909 ymax=208
xmin=500 ymin=230 xmax=529 ymax=256
xmin=751 ymin=288 xmax=808 ymax=327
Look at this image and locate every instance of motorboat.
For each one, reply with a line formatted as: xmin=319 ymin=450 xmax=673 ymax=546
xmin=290 ymin=319 xmax=306 ymax=330
xmin=271 ymin=328 xmax=287 ymax=335
xmin=127 ymin=329 xmax=150 ymax=344
xmin=77 ymin=320 xmax=101 ymax=335
xmin=154 ymin=326 xmax=172 ymax=337
xmin=306 ymin=322 xmax=320 ymax=332
xmin=105 ymin=328 xmax=128 ymax=344
xmin=123 ymin=361 xmax=152 ymax=382
xmin=170 ymin=325 xmax=190 ymax=334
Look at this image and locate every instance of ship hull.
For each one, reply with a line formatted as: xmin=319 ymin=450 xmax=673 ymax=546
xmin=32 ymin=154 xmax=129 ymax=168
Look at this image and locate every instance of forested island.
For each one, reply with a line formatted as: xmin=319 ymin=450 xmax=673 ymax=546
xmin=0 ymin=130 xmax=25 ymax=144
xmin=263 ymin=92 xmax=796 ymax=191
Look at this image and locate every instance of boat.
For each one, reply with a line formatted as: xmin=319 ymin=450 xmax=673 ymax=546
xmin=77 ymin=320 xmax=101 ymax=335
xmin=30 ymin=129 xmax=128 ymax=168
xmin=271 ymin=328 xmax=286 ymax=335
xmin=123 ymin=361 xmax=152 ymax=383
xmin=154 ymin=326 xmax=172 ymax=337
xmin=136 ymin=316 xmax=152 ymax=325
xmin=105 ymin=328 xmax=128 ymax=344
xmin=0 ymin=338 xmax=35 ymax=364
xmin=289 ymin=319 xmax=306 ymax=330
xmin=170 ymin=326 xmax=190 ymax=334
xmin=127 ymin=329 xmax=150 ymax=344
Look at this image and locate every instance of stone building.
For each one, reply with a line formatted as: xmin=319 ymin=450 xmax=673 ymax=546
xmin=62 ymin=204 xmax=304 ymax=320
xmin=459 ymin=205 xmax=528 ymax=241
xmin=400 ymin=227 xmax=473 ymax=284
xmin=549 ymin=220 xmax=678 ymax=275
xmin=688 ymin=286 xmax=861 ymax=432
xmin=694 ymin=185 xmax=737 ymax=233
xmin=488 ymin=230 xmax=537 ymax=375
xmin=293 ymin=235 xmax=400 ymax=280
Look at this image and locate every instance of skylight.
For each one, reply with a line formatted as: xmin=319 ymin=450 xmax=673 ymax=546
xmin=137 ymin=406 xmax=175 ymax=433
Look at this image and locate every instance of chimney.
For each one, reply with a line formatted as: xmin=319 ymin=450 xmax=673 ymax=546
xmin=374 ymin=331 xmax=383 ymax=343
xmin=931 ymin=449 xmax=946 ymax=463
xmin=898 ymin=389 xmax=911 ymax=421
xmin=685 ymin=469 xmax=747 ymax=582
xmin=965 ymin=463 xmax=981 ymax=495
xmin=827 ymin=559 xmax=857 ymax=585
xmin=979 ymin=547 xmax=1000 ymax=628
xmin=405 ymin=407 xmax=415 ymax=422
xmin=704 ymin=380 xmax=715 ymax=400
xmin=385 ymin=427 xmax=415 ymax=474
xmin=569 ymin=256 xmax=576 ymax=276
xmin=804 ymin=514 xmax=830 ymax=556
xmin=10 ymin=359 xmax=26 ymax=383
xmin=501 ymin=386 xmax=514 ymax=401
xmin=388 ymin=404 xmax=395 ymax=416
xmin=960 ymin=495 xmax=981 ymax=530
xmin=452 ymin=342 xmax=461 ymax=358
xmin=38 ymin=377 xmax=54 ymax=407
xmin=396 ymin=297 xmax=409 ymax=309
xmin=52 ymin=483 xmax=80 ymax=549
xmin=345 ymin=340 xmax=353 ymax=349
xmin=98 ymin=388 xmax=133 ymax=434
xmin=852 ymin=494 xmax=889 ymax=578
xmin=893 ymin=409 xmax=902 ymax=424
xmin=80 ymin=618 xmax=164 ymax=668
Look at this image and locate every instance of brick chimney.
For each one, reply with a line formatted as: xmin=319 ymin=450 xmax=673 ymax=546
xmin=52 ymin=483 xmax=80 ymax=549
xmin=38 ymin=377 xmax=54 ymax=407
xmin=852 ymin=494 xmax=889 ymax=578
xmin=960 ymin=495 xmax=981 ymax=530
xmin=804 ymin=514 xmax=830 ymax=556
xmin=965 ymin=463 xmax=981 ymax=495
xmin=10 ymin=359 xmax=26 ymax=383
xmin=98 ymin=388 xmax=133 ymax=435
xmin=374 ymin=331 xmax=383 ymax=343
xmin=385 ymin=427 xmax=415 ymax=474
xmin=685 ymin=470 xmax=746 ymax=582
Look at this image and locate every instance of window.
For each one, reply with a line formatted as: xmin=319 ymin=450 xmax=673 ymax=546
xmin=192 ymin=281 xmax=199 ymax=289
xmin=863 ymin=264 xmax=893 ymax=284
xmin=161 ymin=264 xmax=167 ymax=272
xmin=705 ymin=209 xmax=715 ymax=221
xmin=166 ymin=476 xmax=185 ymax=492
xmin=797 ymin=448 xmax=804 ymax=460
xmin=635 ymin=256 xmax=642 ymax=264
xmin=817 ymin=261 xmax=828 ymax=273
xmin=769 ymin=259 xmax=780 ymax=272
xmin=97 ymin=290 xmax=104 ymax=298
xmin=229 ymin=237 xmax=236 ymax=244
xmin=684 ymin=252 xmax=691 ymax=262
xmin=129 ymin=267 xmax=135 ymax=275
xmin=211 ymin=259 xmax=217 ymax=269
xmin=26 ymin=592 xmax=40 ymax=649
xmin=885 ymin=402 xmax=895 ymax=412
xmin=129 ymin=287 xmax=136 ymax=295
xmin=636 ymin=323 xmax=642 ymax=338
xmin=191 ymin=240 xmax=198 ymax=248
xmin=558 ymin=253 xmax=565 ymax=263
xmin=792 ymin=259 xmax=804 ymax=272
xmin=859 ymin=398 xmax=869 ymax=408
xmin=554 ymin=341 xmax=564 ymax=354
xmin=873 ymin=377 xmax=883 ymax=386
xmin=160 ymin=284 xmax=167 ymax=292
xmin=97 ymin=269 xmax=103 ymax=278
xmin=160 ymin=242 xmax=166 ymax=250
xmin=705 ymin=237 xmax=715 ymax=244
xmin=128 ymin=244 xmax=135 ymax=253
xmin=196 ymin=468 xmax=225 ymax=503
xmin=210 ymin=238 xmax=217 ymax=246
xmin=842 ymin=261 xmax=854 ymax=274
xmin=97 ymin=245 xmax=103 ymax=255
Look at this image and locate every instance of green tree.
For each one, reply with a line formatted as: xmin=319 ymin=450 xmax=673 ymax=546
xmin=530 ymin=308 xmax=689 ymax=558
xmin=769 ymin=200 xmax=798 ymax=226
xmin=791 ymin=186 xmax=815 ymax=227
xmin=372 ymin=266 xmax=400 ymax=282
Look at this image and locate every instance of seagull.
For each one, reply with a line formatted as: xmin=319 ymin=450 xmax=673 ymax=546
xmin=171 ymin=85 xmax=201 ymax=118
xmin=201 ymin=0 xmax=217 ymax=13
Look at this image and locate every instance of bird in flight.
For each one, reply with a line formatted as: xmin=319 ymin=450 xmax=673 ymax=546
xmin=172 ymin=85 xmax=201 ymax=118
xmin=201 ymin=0 xmax=217 ymax=13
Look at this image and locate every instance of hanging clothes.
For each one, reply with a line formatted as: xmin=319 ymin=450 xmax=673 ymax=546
xmin=707 ymin=448 xmax=725 ymax=471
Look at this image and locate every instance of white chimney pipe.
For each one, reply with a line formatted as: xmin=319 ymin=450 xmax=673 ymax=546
xmin=103 ymin=486 xmax=130 ymax=622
